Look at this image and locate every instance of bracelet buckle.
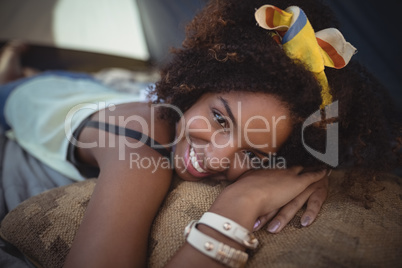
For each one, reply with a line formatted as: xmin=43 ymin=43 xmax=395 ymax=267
xmin=184 ymin=220 xmax=198 ymax=238
xmin=243 ymin=233 xmax=258 ymax=248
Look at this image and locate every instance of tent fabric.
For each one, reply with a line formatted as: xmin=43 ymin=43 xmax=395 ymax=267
xmin=0 ymin=0 xmax=149 ymax=60
xmin=136 ymin=0 xmax=205 ymax=65
xmin=323 ymin=0 xmax=402 ymax=113
xmin=0 ymin=0 xmax=400 ymax=110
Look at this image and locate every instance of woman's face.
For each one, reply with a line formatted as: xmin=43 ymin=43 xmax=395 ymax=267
xmin=173 ymin=91 xmax=293 ymax=181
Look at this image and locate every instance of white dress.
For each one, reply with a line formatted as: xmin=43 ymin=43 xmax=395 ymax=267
xmin=4 ymin=74 xmax=144 ymax=181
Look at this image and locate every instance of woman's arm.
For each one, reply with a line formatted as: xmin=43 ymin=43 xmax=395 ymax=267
xmin=64 ymin=110 xmax=174 ymax=267
xmin=166 ymin=167 xmax=327 ymax=267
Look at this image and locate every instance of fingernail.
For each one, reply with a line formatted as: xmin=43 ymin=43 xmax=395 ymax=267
xmin=301 ymin=216 xmax=311 ymax=227
xmin=253 ymin=219 xmax=261 ymax=230
xmin=267 ymin=220 xmax=280 ymax=233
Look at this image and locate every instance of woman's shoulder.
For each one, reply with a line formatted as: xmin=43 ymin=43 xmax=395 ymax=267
xmin=106 ymin=102 xmax=176 ymax=145
xmin=74 ymin=102 xmax=175 ymax=174
xmin=81 ymin=102 xmax=175 ymax=157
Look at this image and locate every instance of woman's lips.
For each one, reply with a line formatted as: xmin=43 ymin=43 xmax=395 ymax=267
xmin=184 ymin=143 xmax=211 ymax=178
xmin=190 ymin=147 xmax=207 ymax=173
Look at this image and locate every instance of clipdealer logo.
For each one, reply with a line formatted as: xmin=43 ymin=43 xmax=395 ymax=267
xmin=302 ymin=101 xmax=338 ymax=167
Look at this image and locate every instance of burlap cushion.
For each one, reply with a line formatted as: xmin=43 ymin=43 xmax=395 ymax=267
xmin=0 ymin=171 xmax=401 ymax=267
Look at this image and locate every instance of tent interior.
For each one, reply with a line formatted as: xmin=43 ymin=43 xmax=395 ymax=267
xmin=0 ymin=0 xmax=400 ymax=111
xmin=0 ymin=0 xmax=205 ymax=72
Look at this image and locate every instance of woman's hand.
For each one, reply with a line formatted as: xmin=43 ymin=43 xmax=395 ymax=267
xmin=253 ymin=173 xmax=329 ymax=233
xmin=208 ymin=166 xmax=328 ymax=231
xmin=167 ymin=167 xmax=328 ymax=268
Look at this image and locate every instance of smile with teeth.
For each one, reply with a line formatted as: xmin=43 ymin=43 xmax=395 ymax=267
xmin=190 ymin=147 xmax=207 ymax=173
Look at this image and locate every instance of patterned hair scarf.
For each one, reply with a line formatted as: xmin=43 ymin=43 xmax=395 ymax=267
xmin=255 ymin=5 xmax=357 ymax=108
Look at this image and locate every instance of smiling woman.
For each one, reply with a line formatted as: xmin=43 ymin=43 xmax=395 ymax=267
xmin=173 ymin=92 xmax=292 ymax=182
xmin=0 ymin=0 xmax=400 ymax=267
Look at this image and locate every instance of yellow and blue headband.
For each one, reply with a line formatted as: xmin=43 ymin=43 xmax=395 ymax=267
xmin=255 ymin=5 xmax=357 ymax=108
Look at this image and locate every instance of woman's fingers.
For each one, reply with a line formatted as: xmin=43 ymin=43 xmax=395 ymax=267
xmin=266 ymin=176 xmax=329 ymax=233
xmin=296 ymin=169 xmax=327 ymax=190
xmin=218 ymin=167 xmax=329 ymax=230
xmin=300 ymin=178 xmax=328 ymax=227
xmin=266 ymin=186 xmax=315 ymax=233
xmin=288 ymin=165 xmax=304 ymax=174
xmin=253 ymin=209 xmax=278 ymax=231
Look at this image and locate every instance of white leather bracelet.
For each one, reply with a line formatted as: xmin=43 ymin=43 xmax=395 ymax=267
xmin=184 ymin=220 xmax=248 ymax=268
xmin=198 ymin=212 xmax=259 ymax=249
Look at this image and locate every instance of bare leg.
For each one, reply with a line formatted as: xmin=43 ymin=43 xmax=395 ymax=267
xmin=0 ymin=41 xmax=29 ymax=85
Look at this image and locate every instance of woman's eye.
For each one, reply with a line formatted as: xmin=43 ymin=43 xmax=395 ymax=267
xmin=213 ymin=111 xmax=227 ymax=129
xmin=243 ymin=150 xmax=263 ymax=169
xmin=243 ymin=150 xmax=258 ymax=160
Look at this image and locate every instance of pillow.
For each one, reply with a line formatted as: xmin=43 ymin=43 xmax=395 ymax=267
xmin=1 ymin=171 xmax=401 ymax=268
xmin=0 ymin=179 xmax=96 ymax=267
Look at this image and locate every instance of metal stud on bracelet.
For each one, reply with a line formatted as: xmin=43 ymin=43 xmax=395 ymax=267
xmin=198 ymin=212 xmax=259 ymax=249
xmin=184 ymin=220 xmax=248 ymax=268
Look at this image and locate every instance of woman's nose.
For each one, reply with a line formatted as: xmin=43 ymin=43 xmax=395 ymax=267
xmin=203 ymin=144 xmax=238 ymax=172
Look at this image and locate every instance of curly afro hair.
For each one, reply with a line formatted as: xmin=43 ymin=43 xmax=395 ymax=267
xmin=149 ymin=0 xmax=401 ymax=178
